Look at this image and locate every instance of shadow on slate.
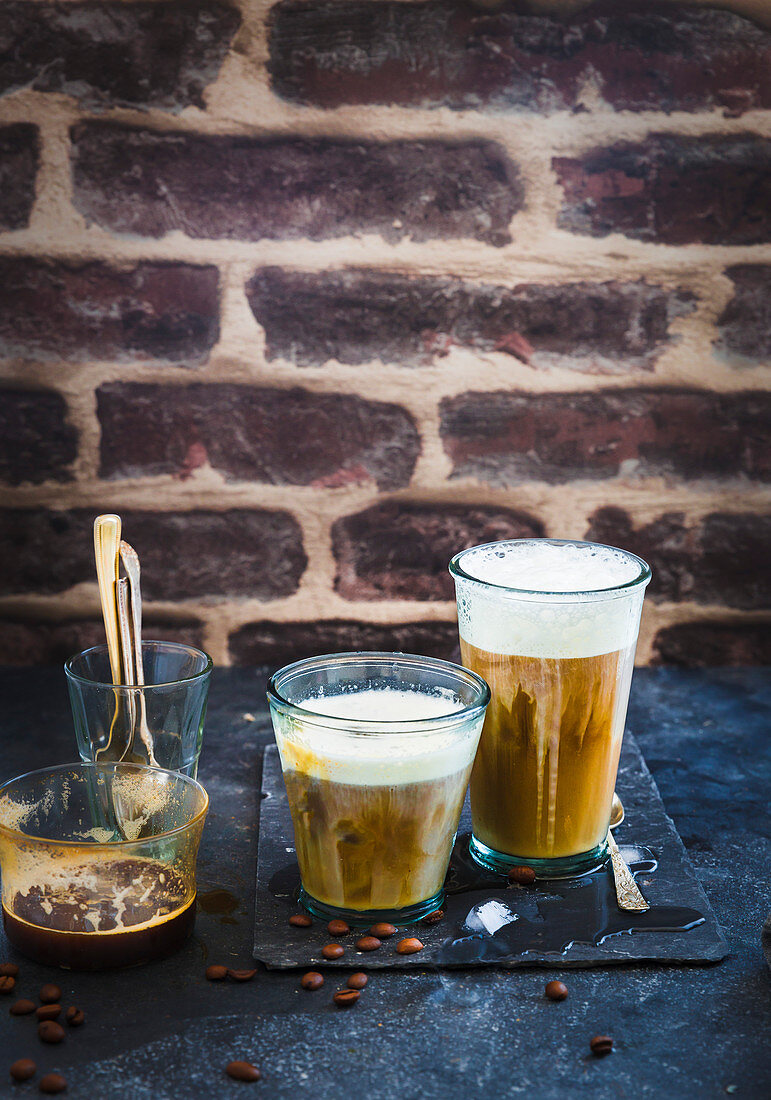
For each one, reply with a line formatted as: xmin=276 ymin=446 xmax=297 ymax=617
xmin=253 ymin=736 xmax=728 ymax=970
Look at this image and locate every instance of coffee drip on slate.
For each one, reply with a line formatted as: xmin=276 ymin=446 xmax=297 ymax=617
xmin=270 ymin=835 xmax=705 ymax=962
xmin=436 ymin=836 xmax=704 ymax=965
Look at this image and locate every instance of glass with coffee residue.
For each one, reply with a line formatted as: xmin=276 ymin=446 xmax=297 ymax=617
xmin=450 ymin=538 xmax=651 ymax=879
xmin=267 ymin=652 xmax=490 ymax=923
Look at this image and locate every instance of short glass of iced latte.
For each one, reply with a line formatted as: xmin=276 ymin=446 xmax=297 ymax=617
xmin=450 ymin=539 xmax=651 ymax=879
xmin=267 ymin=652 xmax=489 ymax=923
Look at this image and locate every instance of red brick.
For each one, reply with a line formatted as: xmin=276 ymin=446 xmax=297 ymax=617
xmin=246 ymin=269 xmax=693 ymax=372
xmin=0 ymin=260 xmax=219 ymax=364
xmin=0 ymin=124 xmax=38 ymax=230
xmin=98 ymin=383 xmax=419 ymax=490
xmin=229 ymin=620 xmax=460 ymax=668
xmin=715 ymin=265 xmax=771 ymax=362
xmin=0 ymin=389 xmax=77 ymax=486
xmin=332 ymin=503 xmax=544 ymax=601
xmin=586 ymin=506 xmax=771 ymax=609
xmin=268 ymin=1 xmax=771 ymax=116
xmin=0 ymin=616 xmax=205 ymax=666
xmin=554 ymin=135 xmax=771 ymax=245
xmin=72 ymin=123 xmax=522 ymax=246
xmin=440 ymin=389 xmax=770 ymax=485
xmin=652 ymin=621 xmax=771 ymax=667
xmin=0 ymin=509 xmax=306 ymax=599
xmin=0 ymin=2 xmax=240 ymax=109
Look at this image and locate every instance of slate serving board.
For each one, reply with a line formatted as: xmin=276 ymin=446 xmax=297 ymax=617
xmin=253 ymin=734 xmax=728 ymax=969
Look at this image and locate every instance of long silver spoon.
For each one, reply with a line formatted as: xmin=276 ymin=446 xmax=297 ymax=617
xmin=608 ymin=793 xmax=649 ymax=912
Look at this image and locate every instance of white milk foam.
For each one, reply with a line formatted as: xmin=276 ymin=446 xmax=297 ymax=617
xmin=455 ymin=541 xmax=648 ymax=660
xmin=273 ymin=687 xmax=482 ymax=787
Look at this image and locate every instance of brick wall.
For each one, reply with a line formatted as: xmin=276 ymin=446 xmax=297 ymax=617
xmin=1 ymin=0 xmax=769 ymax=669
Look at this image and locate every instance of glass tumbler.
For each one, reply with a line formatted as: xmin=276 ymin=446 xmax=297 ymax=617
xmin=267 ymin=651 xmax=490 ymax=924
xmin=0 ymin=762 xmax=208 ymax=969
xmin=66 ymin=641 xmax=212 ymax=777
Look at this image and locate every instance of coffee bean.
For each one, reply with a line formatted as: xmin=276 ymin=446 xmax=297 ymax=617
xmin=333 ymin=989 xmax=360 ymax=1008
xmin=0 ymin=963 xmax=19 ymax=977
xmin=395 ymin=937 xmax=424 ymax=955
xmin=65 ymin=1007 xmax=85 ymax=1027
xmin=327 ymin=919 xmax=350 ymax=936
xmin=321 ymin=944 xmax=344 ymax=960
xmin=225 ymin=1061 xmax=261 ymax=1082
xmin=227 ymin=968 xmax=257 ymax=982
xmin=10 ymin=1058 xmax=36 ymax=1082
xmin=10 ymin=998 xmax=36 ymax=1016
xmin=38 ymin=1021 xmax=65 ymax=1044
xmin=545 ymin=980 xmax=568 ymax=1002
xmin=288 ymin=913 xmax=312 ymax=928
xmin=355 ymin=936 xmax=381 ymax=952
xmin=369 ymin=923 xmax=397 ymax=938
xmin=347 ymin=973 xmax=368 ymax=990
xmin=508 ymin=865 xmax=536 ymax=886
xmin=0 ymin=975 xmax=16 ymax=994
xmin=39 ymin=1074 xmax=67 ymax=1095
xmin=205 ymin=964 xmax=228 ymax=981
xmin=300 ymin=971 xmax=324 ymax=991
xmin=36 ymin=1004 xmax=62 ymax=1021
xmin=590 ymin=1035 xmax=614 ymax=1057
xmin=39 ymin=984 xmax=61 ymax=1005
xmin=422 ymin=909 xmax=444 ymax=925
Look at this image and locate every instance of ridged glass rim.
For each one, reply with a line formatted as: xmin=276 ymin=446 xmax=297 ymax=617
xmin=449 ymin=538 xmax=651 ymax=603
xmin=64 ymin=640 xmax=213 ymax=689
xmin=267 ymin=651 xmax=490 ymax=736
xmin=0 ymin=761 xmax=209 ymax=847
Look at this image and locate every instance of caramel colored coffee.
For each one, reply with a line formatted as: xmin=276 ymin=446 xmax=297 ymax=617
xmin=460 ymin=640 xmax=634 ymax=859
xmin=283 ymin=766 xmax=471 ymax=912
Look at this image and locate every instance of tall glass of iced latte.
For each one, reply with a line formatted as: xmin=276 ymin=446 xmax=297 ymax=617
xmin=450 ymin=540 xmax=651 ymax=878
xmin=267 ymin=652 xmax=489 ymax=923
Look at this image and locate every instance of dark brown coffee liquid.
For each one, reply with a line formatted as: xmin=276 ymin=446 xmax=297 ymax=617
xmin=3 ymin=857 xmax=195 ymax=970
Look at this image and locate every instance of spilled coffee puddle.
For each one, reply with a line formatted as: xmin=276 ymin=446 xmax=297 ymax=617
xmin=268 ymin=833 xmax=705 ymax=966
xmin=437 ymin=834 xmax=704 ymax=965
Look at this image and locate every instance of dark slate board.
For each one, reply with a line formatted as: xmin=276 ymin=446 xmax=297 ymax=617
xmin=253 ymin=734 xmax=728 ymax=969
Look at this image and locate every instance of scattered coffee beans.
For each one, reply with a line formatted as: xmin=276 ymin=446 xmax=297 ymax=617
xmin=545 ymin=981 xmax=568 ymax=1002
xmin=205 ymin=964 xmax=228 ymax=981
xmin=333 ymin=989 xmax=360 ymax=1008
xmin=38 ymin=1021 xmax=65 ymax=1044
xmin=288 ymin=914 xmax=312 ymax=928
xmin=590 ymin=1035 xmax=614 ymax=1057
xmin=327 ymin=919 xmax=350 ymax=936
xmin=10 ymin=1058 xmax=36 ymax=1082
xmin=226 ymin=1061 xmax=261 ymax=1082
xmin=422 ymin=909 xmax=444 ymax=925
xmin=369 ymin=923 xmax=397 ymax=938
xmin=36 ymin=1004 xmax=62 ymax=1021
xmin=300 ymin=971 xmax=324 ymax=991
xmin=0 ymin=975 xmax=16 ymax=994
xmin=227 ymin=969 xmax=257 ymax=982
xmin=0 ymin=963 xmax=19 ymax=977
xmin=347 ymin=973 xmax=368 ymax=990
xmin=321 ymin=944 xmax=344 ymax=960
xmin=10 ymin=999 xmax=36 ymax=1016
xmin=39 ymin=1073 xmax=67 ymax=1094
xmin=396 ymin=938 xmax=424 ymax=955
xmin=508 ymin=866 xmax=536 ymax=886
xmin=39 ymin=985 xmax=61 ymax=1005
xmin=355 ymin=936 xmax=381 ymax=952
xmin=65 ymin=1007 xmax=85 ymax=1027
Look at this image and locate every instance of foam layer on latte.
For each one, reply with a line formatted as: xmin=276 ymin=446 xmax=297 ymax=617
xmin=273 ymin=687 xmax=481 ymax=786
xmin=455 ymin=541 xmax=647 ymax=659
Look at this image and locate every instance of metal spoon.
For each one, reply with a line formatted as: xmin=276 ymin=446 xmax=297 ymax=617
xmin=607 ymin=792 xmax=649 ymax=912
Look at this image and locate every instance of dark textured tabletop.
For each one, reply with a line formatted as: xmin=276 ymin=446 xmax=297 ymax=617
xmin=1 ymin=666 xmax=769 ymax=1099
